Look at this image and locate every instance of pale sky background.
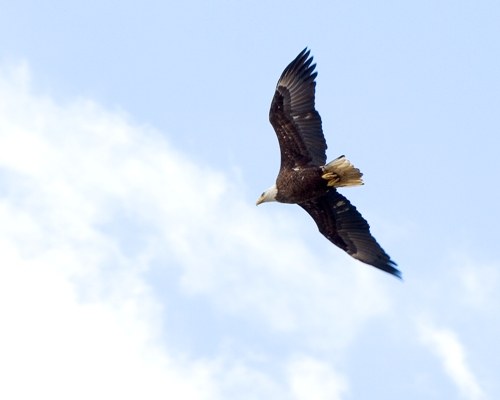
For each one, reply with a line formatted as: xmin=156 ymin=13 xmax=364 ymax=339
xmin=0 ymin=1 xmax=499 ymax=399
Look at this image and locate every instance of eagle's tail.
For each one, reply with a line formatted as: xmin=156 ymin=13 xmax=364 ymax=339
xmin=322 ymin=155 xmax=364 ymax=188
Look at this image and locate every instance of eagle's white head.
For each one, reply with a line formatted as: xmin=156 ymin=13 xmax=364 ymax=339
xmin=256 ymin=184 xmax=278 ymax=205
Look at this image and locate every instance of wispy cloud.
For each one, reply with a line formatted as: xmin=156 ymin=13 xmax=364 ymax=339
xmin=418 ymin=319 xmax=485 ymax=400
xmin=456 ymin=258 xmax=499 ymax=310
xmin=287 ymin=356 xmax=348 ymax=400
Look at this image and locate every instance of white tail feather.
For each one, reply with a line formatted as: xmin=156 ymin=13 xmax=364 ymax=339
xmin=322 ymin=155 xmax=364 ymax=187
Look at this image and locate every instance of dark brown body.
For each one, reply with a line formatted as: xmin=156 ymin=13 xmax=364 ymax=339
xmin=275 ymin=166 xmax=328 ymax=204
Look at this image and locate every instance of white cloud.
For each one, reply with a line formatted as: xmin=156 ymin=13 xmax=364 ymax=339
xmin=0 ymin=62 xmax=396 ymax=398
xmin=418 ymin=320 xmax=485 ymax=400
xmin=456 ymin=258 xmax=499 ymax=310
xmin=287 ymin=356 xmax=348 ymax=400
xmin=0 ymin=255 xmax=217 ymax=400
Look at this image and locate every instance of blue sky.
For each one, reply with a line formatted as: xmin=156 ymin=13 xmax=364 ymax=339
xmin=0 ymin=1 xmax=499 ymax=399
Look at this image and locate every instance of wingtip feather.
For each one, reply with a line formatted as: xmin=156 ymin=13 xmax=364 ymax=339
xmin=377 ymin=258 xmax=401 ymax=279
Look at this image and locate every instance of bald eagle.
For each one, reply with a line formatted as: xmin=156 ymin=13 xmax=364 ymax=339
xmin=256 ymin=49 xmax=400 ymax=278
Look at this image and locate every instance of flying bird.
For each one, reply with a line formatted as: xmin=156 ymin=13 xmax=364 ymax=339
xmin=256 ymin=48 xmax=400 ymax=278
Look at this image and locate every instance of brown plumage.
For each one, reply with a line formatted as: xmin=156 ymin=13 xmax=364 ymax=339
xmin=256 ymin=48 xmax=400 ymax=278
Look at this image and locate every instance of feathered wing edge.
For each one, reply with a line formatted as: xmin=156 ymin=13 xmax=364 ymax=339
xmin=269 ymin=48 xmax=327 ymax=168
xmin=299 ymin=190 xmax=401 ymax=278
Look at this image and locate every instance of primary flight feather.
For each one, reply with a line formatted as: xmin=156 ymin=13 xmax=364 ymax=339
xmin=256 ymin=48 xmax=400 ymax=278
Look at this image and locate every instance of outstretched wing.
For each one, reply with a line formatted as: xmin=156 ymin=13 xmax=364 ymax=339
xmin=269 ymin=48 xmax=327 ymax=169
xmin=299 ymin=190 xmax=400 ymax=277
